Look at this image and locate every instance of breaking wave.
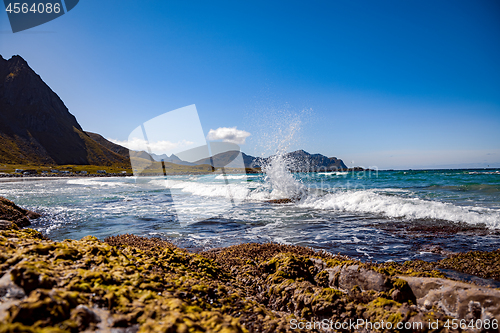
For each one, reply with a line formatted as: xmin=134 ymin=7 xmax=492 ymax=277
xmin=299 ymin=190 xmax=500 ymax=229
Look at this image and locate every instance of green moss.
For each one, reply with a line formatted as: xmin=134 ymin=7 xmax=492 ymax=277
xmin=0 ymin=228 xmax=490 ymax=333
xmin=438 ymin=249 xmax=500 ymax=281
xmin=314 ymin=269 xmax=329 ymax=287
xmin=370 ymin=297 xmax=401 ymax=308
xmin=263 ymin=253 xmax=315 ymax=283
xmin=392 ymin=278 xmax=408 ymax=290
xmin=325 ymin=258 xmax=356 ymax=268
xmin=387 ymin=312 xmax=403 ymax=325
xmin=313 ymin=287 xmax=344 ymax=303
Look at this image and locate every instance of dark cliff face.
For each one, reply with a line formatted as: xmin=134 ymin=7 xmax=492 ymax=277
xmin=285 ymin=150 xmax=348 ymax=171
xmin=243 ymin=150 xmax=348 ymax=171
xmin=0 ymin=55 xmax=129 ymax=166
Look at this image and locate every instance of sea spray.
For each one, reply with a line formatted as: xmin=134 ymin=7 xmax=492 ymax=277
xmin=262 ymin=153 xmax=307 ymax=199
xmin=260 ymin=116 xmax=308 ymax=200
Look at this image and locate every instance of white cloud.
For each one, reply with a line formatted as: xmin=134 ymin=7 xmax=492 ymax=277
xmin=108 ymin=138 xmax=194 ymax=154
xmin=207 ymin=127 xmax=251 ymax=145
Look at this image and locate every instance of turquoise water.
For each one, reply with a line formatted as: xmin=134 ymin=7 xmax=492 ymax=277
xmin=1 ymin=168 xmax=499 ymax=263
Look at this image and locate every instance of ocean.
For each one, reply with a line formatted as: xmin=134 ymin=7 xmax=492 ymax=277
xmin=1 ymin=166 xmax=499 ymax=263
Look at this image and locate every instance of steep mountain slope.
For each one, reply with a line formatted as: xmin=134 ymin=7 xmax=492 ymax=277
xmin=85 ymin=132 xmax=129 ymax=157
xmin=0 ymin=55 xmax=129 ymax=166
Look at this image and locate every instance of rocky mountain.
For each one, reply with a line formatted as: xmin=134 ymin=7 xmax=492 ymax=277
xmin=193 ymin=150 xmax=240 ymax=168
xmin=283 ymin=149 xmax=347 ymax=171
xmin=148 ymin=153 xmax=195 ymax=166
xmin=85 ymin=132 xmax=129 ymax=158
xmin=194 ymin=149 xmax=347 ymax=171
xmin=252 ymin=150 xmax=347 ymax=171
xmin=0 ymin=55 xmax=129 ymax=166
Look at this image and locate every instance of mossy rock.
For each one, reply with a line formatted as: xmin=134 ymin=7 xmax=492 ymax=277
xmin=2 ymin=229 xmax=500 ymax=333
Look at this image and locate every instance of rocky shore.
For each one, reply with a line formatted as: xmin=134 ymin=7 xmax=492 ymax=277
xmin=0 ymin=199 xmax=499 ymax=332
xmin=0 ymin=173 xmax=134 ymax=179
xmin=0 ymin=197 xmax=40 ymax=229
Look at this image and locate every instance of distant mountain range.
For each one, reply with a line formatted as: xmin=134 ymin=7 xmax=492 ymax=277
xmin=199 ymin=150 xmax=347 ymax=171
xmin=148 ymin=153 xmax=195 ymax=166
xmin=137 ymin=148 xmax=347 ymax=172
xmin=0 ymin=55 xmax=347 ymax=171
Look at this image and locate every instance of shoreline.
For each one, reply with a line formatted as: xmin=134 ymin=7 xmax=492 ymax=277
xmin=1 ymin=197 xmax=500 ymax=331
xmin=0 ymin=176 xmax=135 ymax=184
xmin=0 ymin=173 xmax=134 ymax=178
xmin=1 ymin=166 xmax=498 ymax=180
xmin=1 ymin=227 xmax=499 ymax=332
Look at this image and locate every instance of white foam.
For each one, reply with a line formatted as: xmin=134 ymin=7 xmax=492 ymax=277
xmin=372 ymin=188 xmax=411 ymax=193
xmin=299 ymin=190 xmax=500 ymax=229
xmin=172 ymin=182 xmax=251 ymax=201
xmin=145 ymin=173 xmax=290 ymax=202
xmin=215 ymin=174 xmax=247 ymax=180
xmin=318 ymin=172 xmax=348 ymax=176
xmin=38 ymin=222 xmax=62 ymax=235
xmin=468 ymin=171 xmax=500 ymax=175
xmin=67 ymin=179 xmax=125 ymax=187
xmin=148 ymin=178 xmax=184 ymax=188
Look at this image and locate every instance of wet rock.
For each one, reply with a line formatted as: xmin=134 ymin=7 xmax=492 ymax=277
xmin=438 ymin=248 xmax=500 ymax=281
xmin=26 ymin=211 xmax=41 ymax=219
xmin=316 ymin=259 xmax=391 ymax=293
xmin=2 ymin=227 xmax=500 ymax=332
xmin=399 ymin=275 xmax=500 ymax=319
xmin=391 ymin=288 xmax=402 ymax=302
xmin=310 ymin=257 xmax=327 ymax=271
xmin=201 ymin=242 xmax=335 ymax=269
xmin=337 ymin=264 xmax=391 ymax=292
xmin=13 ymin=216 xmax=30 ymax=228
xmin=325 ymin=266 xmax=341 ymax=287
xmin=420 ymin=244 xmax=456 ymax=256
xmin=7 ymin=289 xmax=81 ymax=326
xmin=105 ymin=233 xmax=177 ymax=252
xmin=70 ymin=304 xmax=101 ymax=330
xmin=392 ymin=277 xmax=417 ymax=304
xmin=465 ymin=301 xmax=482 ymax=321
xmin=266 ymin=198 xmax=295 ymax=204
xmin=10 ymin=261 xmax=57 ymax=293
xmin=0 ymin=220 xmax=17 ymax=230
xmin=111 ymin=324 xmax=140 ymax=333
xmin=0 ymin=197 xmax=39 ymax=228
xmin=0 ymin=271 xmax=26 ymax=301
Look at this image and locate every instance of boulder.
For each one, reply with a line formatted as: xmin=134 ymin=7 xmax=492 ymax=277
xmin=312 ymin=260 xmax=391 ymax=293
xmin=0 ymin=196 xmax=39 ymax=228
xmin=399 ymin=275 xmax=500 ymax=320
xmin=336 ymin=264 xmax=391 ymax=292
xmin=0 ymin=220 xmax=17 ymax=230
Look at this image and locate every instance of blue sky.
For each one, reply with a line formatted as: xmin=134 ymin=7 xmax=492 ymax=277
xmin=1 ymin=0 xmax=499 ymax=169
